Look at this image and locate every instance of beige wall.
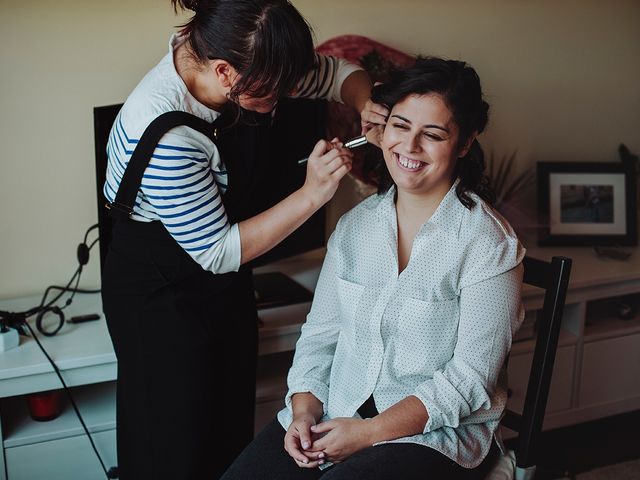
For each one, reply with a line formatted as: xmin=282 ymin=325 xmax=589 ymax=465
xmin=1 ymin=0 xmax=639 ymax=298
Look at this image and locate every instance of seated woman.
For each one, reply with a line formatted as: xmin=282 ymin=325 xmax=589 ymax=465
xmin=222 ymin=56 xmax=525 ymax=480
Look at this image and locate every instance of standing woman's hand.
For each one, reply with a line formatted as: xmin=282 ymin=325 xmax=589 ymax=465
xmin=359 ymin=98 xmax=389 ymax=142
xmin=359 ymin=79 xmax=389 ymax=148
xmin=302 ymin=138 xmax=353 ymax=209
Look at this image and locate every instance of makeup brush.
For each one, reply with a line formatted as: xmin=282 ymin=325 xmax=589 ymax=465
xmin=297 ymin=135 xmax=368 ymax=165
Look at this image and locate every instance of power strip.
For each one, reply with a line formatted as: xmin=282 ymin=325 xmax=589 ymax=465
xmin=0 ymin=327 xmax=19 ymax=352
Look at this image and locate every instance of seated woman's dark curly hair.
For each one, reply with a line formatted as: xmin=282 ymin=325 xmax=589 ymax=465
xmin=366 ymin=56 xmax=495 ymax=208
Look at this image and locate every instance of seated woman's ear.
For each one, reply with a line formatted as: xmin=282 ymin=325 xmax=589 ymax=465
xmin=365 ymin=124 xmax=385 ymax=148
xmin=458 ymin=131 xmax=478 ymax=158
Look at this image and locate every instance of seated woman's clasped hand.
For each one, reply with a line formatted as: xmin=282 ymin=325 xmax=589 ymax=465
xmin=285 ymin=405 xmax=374 ymax=467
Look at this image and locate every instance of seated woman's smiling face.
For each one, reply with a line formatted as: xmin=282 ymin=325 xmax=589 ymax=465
xmin=381 ymin=93 xmax=462 ymax=197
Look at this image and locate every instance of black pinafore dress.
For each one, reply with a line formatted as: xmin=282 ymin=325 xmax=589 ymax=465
xmin=101 ymin=110 xmax=269 ymax=480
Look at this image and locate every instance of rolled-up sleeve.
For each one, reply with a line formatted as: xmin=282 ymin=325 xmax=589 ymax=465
xmin=414 ymin=261 xmax=524 ymax=432
xmin=284 ymin=229 xmax=343 ymax=411
xmin=292 ymin=53 xmax=363 ymax=103
xmin=137 ymin=131 xmax=242 ymax=275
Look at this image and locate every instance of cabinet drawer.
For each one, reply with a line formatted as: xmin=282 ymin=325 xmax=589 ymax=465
xmin=507 ymin=345 xmax=575 ymax=414
xmin=6 ymin=429 xmax=116 ymax=480
xmin=579 ymin=333 xmax=640 ymax=408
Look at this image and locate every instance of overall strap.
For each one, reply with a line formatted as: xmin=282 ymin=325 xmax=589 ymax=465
xmin=107 ymin=111 xmax=217 ymax=220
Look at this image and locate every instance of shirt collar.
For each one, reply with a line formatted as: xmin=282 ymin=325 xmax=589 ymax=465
xmin=168 ymin=33 xmax=222 ymax=122
xmin=427 ymin=179 xmax=466 ymax=235
xmin=375 ymin=179 xmax=467 ymax=236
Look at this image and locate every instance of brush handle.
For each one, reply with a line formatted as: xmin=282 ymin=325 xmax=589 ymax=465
xmin=343 ymin=135 xmax=367 ymax=149
xmin=297 ymin=135 xmax=368 ymax=164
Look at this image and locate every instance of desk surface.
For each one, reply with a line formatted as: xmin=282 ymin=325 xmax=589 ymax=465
xmin=523 ymin=245 xmax=640 ymax=308
xmin=0 ymin=293 xmax=115 ymax=397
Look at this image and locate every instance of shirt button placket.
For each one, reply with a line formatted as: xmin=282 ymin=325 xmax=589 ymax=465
xmin=366 ymin=283 xmax=394 ymax=390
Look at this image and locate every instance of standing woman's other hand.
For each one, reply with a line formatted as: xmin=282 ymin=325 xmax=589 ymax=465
xmin=360 ymin=80 xmax=389 ymax=148
xmin=360 ymin=98 xmax=389 ymax=140
xmin=302 ymin=138 xmax=353 ymax=209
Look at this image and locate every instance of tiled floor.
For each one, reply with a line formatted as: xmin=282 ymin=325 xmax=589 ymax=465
xmin=506 ymin=409 xmax=640 ymax=479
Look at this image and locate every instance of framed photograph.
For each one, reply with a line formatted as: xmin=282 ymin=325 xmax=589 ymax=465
xmin=537 ymin=162 xmax=637 ymax=246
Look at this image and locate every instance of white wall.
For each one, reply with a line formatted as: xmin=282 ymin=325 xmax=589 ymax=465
xmin=1 ymin=0 xmax=639 ymax=298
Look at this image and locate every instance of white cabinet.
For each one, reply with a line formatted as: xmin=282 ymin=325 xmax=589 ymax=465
xmin=580 ymin=333 xmax=640 ymax=408
xmin=511 ymin=245 xmax=640 ymax=430
xmin=0 ymin=393 xmax=116 ymax=480
xmin=6 ymin=430 xmax=115 ymax=480
xmin=1 ymin=381 xmax=117 ymax=480
xmin=0 ymin=294 xmax=117 ymax=480
xmin=507 ymin=343 xmax=576 ymax=415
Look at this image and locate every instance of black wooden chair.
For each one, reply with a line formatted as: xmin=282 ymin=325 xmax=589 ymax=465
xmin=488 ymin=255 xmax=572 ymax=479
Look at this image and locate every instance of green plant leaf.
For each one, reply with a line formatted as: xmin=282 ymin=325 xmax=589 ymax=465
xmin=486 ymin=150 xmax=533 ymax=206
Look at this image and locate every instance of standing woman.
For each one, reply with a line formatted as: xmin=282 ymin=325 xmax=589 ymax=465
xmin=100 ymin=1 xmax=379 ymax=479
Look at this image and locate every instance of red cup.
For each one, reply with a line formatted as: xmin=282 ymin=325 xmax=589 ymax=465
xmin=26 ymin=390 xmax=64 ymax=421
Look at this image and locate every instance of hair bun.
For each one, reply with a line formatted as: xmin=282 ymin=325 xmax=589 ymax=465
xmin=171 ymin=0 xmax=202 ymax=12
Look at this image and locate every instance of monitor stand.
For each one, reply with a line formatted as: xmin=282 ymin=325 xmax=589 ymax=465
xmin=252 ymin=272 xmax=313 ymax=310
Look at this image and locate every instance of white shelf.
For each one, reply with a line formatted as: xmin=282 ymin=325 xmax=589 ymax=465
xmin=258 ymin=302 xmax=310 ymax=355
xmin=525 ymin=245 xmax=640 ymax=304
xmin=2 ymin=381 xmax=116 ymax=448
xmin=584 ymin=292 xmax=640 ymax=342
xmin=0 ymin=293 xmax=116 ymax=398
xmin=584 ymin=315 xmax=640 ymax=343
xmin=510 ymin=329 xmax=578 ymax=356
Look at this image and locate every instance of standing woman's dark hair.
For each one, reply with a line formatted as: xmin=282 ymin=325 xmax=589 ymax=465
xmin=172 ymin=0 xmax=316 ymax=101
xmin=369 ymin=56 xmax=494 ymax=208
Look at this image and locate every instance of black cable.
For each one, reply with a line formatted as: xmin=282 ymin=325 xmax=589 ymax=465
xmin=37 ymin=237 xmax=100 ymax=312
xmin=34 ymin=266 xmax=82 ymax=336
xmin=24 ymin=235 xmax=100 ymax=336
xmin=17 ymin=267 xmax=81 ymax=317
xmin=83 ymin=223 xmax=99 ymax=246
xmin=17 ymin=236 xmax=100 ymax=320
xmin=44 ymin=286 xmax=101 ymax=295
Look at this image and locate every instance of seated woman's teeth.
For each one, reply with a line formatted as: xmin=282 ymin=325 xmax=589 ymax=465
xmin=397 ymin=153 xmax=424 ymax=170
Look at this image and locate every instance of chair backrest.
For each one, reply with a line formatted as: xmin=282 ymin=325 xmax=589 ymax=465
xmin=501 ymin=255 xmax=572 ymax=471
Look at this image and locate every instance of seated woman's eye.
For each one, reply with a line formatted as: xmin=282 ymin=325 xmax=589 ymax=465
xmin=424 ymin=132 xmax=443 ymax=141
xmin=392 ymin=123 xmax=409 ymax=130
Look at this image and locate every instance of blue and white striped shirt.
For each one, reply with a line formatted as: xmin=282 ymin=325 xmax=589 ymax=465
xmin=104 ymin=34 xmax=361 ymax=274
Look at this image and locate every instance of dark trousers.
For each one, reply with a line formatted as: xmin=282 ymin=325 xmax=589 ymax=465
xmin=222 ymin=418 xmax=499 ymax=480
xmin=102 ymin=220 xmax=258 ymax=479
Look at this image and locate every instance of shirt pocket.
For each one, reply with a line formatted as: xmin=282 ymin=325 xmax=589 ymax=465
xmin=392 ymin=297 xmax=459 ymax=376
xmin=336 ymin=276 xmax=365 ymax=328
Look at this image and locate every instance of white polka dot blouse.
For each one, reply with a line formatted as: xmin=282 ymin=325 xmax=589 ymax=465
xmin=278 ymin=182 xmax=526 ymax=468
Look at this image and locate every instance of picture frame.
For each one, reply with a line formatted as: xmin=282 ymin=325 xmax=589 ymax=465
xmin=537 ymin=161 xmax=637 ymax=246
